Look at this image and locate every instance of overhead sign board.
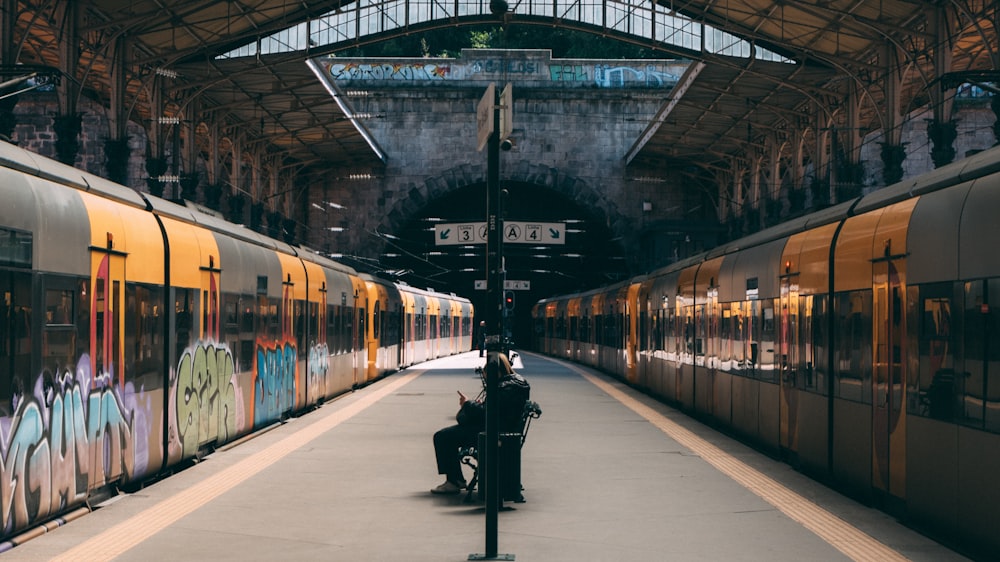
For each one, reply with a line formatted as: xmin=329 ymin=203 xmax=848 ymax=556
xmin=475 ymin=280 xmax=531 ymax=291
xmin=435 ymin=221 xmax=566 ymax=245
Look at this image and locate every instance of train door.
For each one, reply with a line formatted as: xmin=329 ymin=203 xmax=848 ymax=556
xmin=90 ymin=238 xmax=127 ymax=485
xmin=202 ymin=256 xmax=221 ymax=342
xmin=779 ymin=271 xmax=800 ymax=454
xmin=626 ymin=283 xmax=641 ymax=383
xmin=355 ymin=293 xmax=366 ymax=387
xmin=873 ymin=255 xmax=907 ymax=498
xmin=397 ymin=303 xmax=404 ymax=367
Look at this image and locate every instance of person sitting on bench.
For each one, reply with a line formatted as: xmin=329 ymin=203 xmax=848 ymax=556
xmin=431 ymin=351 xmax=529 ymax=494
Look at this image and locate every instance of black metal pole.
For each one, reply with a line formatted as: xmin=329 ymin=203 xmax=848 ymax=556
xmin=470 ymin=83 xmax=512 ymax=561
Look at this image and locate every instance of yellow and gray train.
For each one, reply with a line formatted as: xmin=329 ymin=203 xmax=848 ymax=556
xmin=0 ymin=140 xmax=472 ymax=545
xmin=533 ymin=144 xmax=1000 ymax=556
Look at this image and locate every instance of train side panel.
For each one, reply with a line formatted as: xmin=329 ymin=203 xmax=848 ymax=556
xmin=531 ymin=144 xmax=1000 ymax=557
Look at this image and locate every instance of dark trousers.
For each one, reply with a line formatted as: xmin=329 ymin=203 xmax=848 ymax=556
xmin=433 ymin=424 xmax=479 ymax=483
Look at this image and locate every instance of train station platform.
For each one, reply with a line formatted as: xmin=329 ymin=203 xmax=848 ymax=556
xmin=3 ymin=352 xmax=970 ymax=561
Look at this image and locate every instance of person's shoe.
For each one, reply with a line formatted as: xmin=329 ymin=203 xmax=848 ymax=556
xmin=431 ymin=479 xmax=465 ymax=494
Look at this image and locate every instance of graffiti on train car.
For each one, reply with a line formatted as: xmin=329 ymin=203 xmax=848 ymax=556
xmin=1 ymin=358 xmax=135 ymax=533
xmin=175 ymin=341 xmax=241 ymax=459
xmin=307 ymin=342 xmax=330 ymax=400
xmin=254 ymin=340 xmax=297 ymax=426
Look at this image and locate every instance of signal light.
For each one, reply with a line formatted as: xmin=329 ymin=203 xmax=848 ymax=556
xmin=504 ymin=291 xmax=515 ymax=310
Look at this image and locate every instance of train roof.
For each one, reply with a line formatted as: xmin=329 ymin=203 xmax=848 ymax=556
xmin=635 ymin=145 xmax=1000 ymax=284
xmin=0 ymin=140 xmax=149 ymax=209
xmin=853 ymin=145 xmax=1000 ymax=215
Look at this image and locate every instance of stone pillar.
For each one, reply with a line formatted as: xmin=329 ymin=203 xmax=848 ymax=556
xmin=927 ymin=119 xmax=958 ymax=168
xmin=879 ymin=142 xmax=907 ymax=186
xmin=179 ymin=173 xmax=199 ymax=201
xmin=993 ymin=94 xmax=1000 ymax=146
xmin=927 ymin=4 xmax=956 ymax=167
xmin=879 ymin=43 xmax=905 ymax=186
xmin=0 ymin=94 xmax=17 ymax=141
xmin=53 ymin=113 xmax=82 ymax=166
xmin=145 ymin=156 xmax=168 ymax=198
xmin=105 ymin=137 xmax=131 ymax=186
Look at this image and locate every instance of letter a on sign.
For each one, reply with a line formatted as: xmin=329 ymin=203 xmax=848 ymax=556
xmin=506 ymin=224 xmax=521 ymax=241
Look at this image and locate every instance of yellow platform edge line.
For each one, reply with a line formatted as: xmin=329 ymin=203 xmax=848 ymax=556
xmin=567 ymin=363 xmax=909 ymax=562
xmin=51 ymin=370 xmax=425 ymax=562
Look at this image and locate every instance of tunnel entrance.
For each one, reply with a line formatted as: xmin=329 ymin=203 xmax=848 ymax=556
xmin=378 ymin=181 xmax=628 ymax=348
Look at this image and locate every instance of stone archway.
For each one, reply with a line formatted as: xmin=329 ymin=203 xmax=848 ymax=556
xmin=377 ymin=161 xmax=633 ymax=265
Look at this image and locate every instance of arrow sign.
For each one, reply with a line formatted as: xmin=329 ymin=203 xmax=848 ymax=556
xmin=435 ymin=221 xmax=565 ymax=245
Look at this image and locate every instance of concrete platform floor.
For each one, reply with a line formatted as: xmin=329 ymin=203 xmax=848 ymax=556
xmin=3 ymin=351 xmax=969 ymax=561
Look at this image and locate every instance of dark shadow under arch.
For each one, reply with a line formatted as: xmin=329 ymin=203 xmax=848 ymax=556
xmin=372 ymin=164 xmax=634 ymax=344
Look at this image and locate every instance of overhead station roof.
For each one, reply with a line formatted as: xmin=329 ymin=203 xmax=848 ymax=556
xmin=8 ymin=1 xmax=996 ymax=175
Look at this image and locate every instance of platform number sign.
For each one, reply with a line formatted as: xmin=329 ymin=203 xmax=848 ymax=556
xmin=435 ymin=221 xmax=565 ymax=245
xmin=458 ymin=224 xmax=475 ymax=243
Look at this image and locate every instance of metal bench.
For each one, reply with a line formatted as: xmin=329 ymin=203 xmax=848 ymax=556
xmin=460 ymin=400 xmax=542 ymax=504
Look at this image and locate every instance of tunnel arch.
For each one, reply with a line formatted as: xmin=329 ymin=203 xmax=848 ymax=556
xmin=377 ymin=161 xmax=633 ymax=270
xmin=373 ymin=163 xmax=634 ymax=341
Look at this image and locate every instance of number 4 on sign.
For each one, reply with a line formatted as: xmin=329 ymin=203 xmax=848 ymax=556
xmin=526 ymin=225 xmax=540 ymax=241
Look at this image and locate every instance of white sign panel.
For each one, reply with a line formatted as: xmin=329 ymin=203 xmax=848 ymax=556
xmin=435 ymin=221 xmax=566 ymax=245
xmin=475 ymin=280 xmax=531 ymax=291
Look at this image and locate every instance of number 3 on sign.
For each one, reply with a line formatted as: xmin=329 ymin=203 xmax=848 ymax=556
xmin=459 ymin=225 xmax=473 ymax=241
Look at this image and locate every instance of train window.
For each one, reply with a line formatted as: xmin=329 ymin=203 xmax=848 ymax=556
xmin=327 ymin=304 xmax=339 ymax=353
xmin=308 ymin=301 xmax=320 ymax=347
xmin=174 ymin=288 xmax=197 ymax=366
xmin=45 ymin=289 xmax=74 ymax=326
xmin=124 ymin=283 xmax=164 ymax=382
xmin=760 ymin=303 xmax=776 ymax=382
xmin=356 ymin=308 xmax=365 ymax=352
xmin=986 ymin=279 xmax=1000 ymax=433
xmin=956 ymin=279 xmax=1000 ymax=431
xmin=0 ymin=271 xmax=32 ymax=418
xmin=265 ymin=299 xmax=279 ymax=340
xmin=802 ymin=295 xmax=828 ymax=394
xmin=373 ymin=301 xmax=380 ymax=339
xmin=915 ymin=283 xmax=957 ymax=421
xmin=294 ymin=299 xmax=306 ymax=354
xmin=961 ymin=280 xmax=988 ymax=428
xmin=720 ymin=307 xmax=731 ymax=368
xmin=833 ymin=290 xmax=872 ymax=403
xmin=239 ymin=296 xmax=255 ymax=371
xmin=240 ymin=299 xmax=254 ymax=333
xmin=694 ymin=304 xmax=706 ymax=358
xmin=42 ymin=284 xmax=76 ymax=388
xmin=731 ymin=303 xmax=743 ymax=371
xmin=0 ymin=227 xmax=32 ymax=268
xmin=638 ymin=311 xmax=647 ymax=352
xmin=225 ymin=298 xmax=238 ymax=326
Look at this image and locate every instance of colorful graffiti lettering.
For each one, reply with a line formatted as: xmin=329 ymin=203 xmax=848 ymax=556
xmin=470 ymin=59 xmax=538 ymax=75
xmin=594 ymin=64 xmax=678 ymax=88
xmin=1 ymin=358 xmax=134 ymax=534
xmin=175 ymin=342 xmax=239 ymax=458
xmin=549 ymin=64 xmax=590 ymax=82
xmin=307 ymin=343 xmax=330 ymax=402
xmin=550 ymin=64 xmax=679 ymax=87
xmin=328 ymin=62 xmax=451 ymax=81
xmin=254 ymin=341 xmax=297 ymax=427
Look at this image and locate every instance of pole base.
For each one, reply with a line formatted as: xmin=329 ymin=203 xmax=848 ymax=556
xmin=469 ymin=554 xmax=515 ymax=560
